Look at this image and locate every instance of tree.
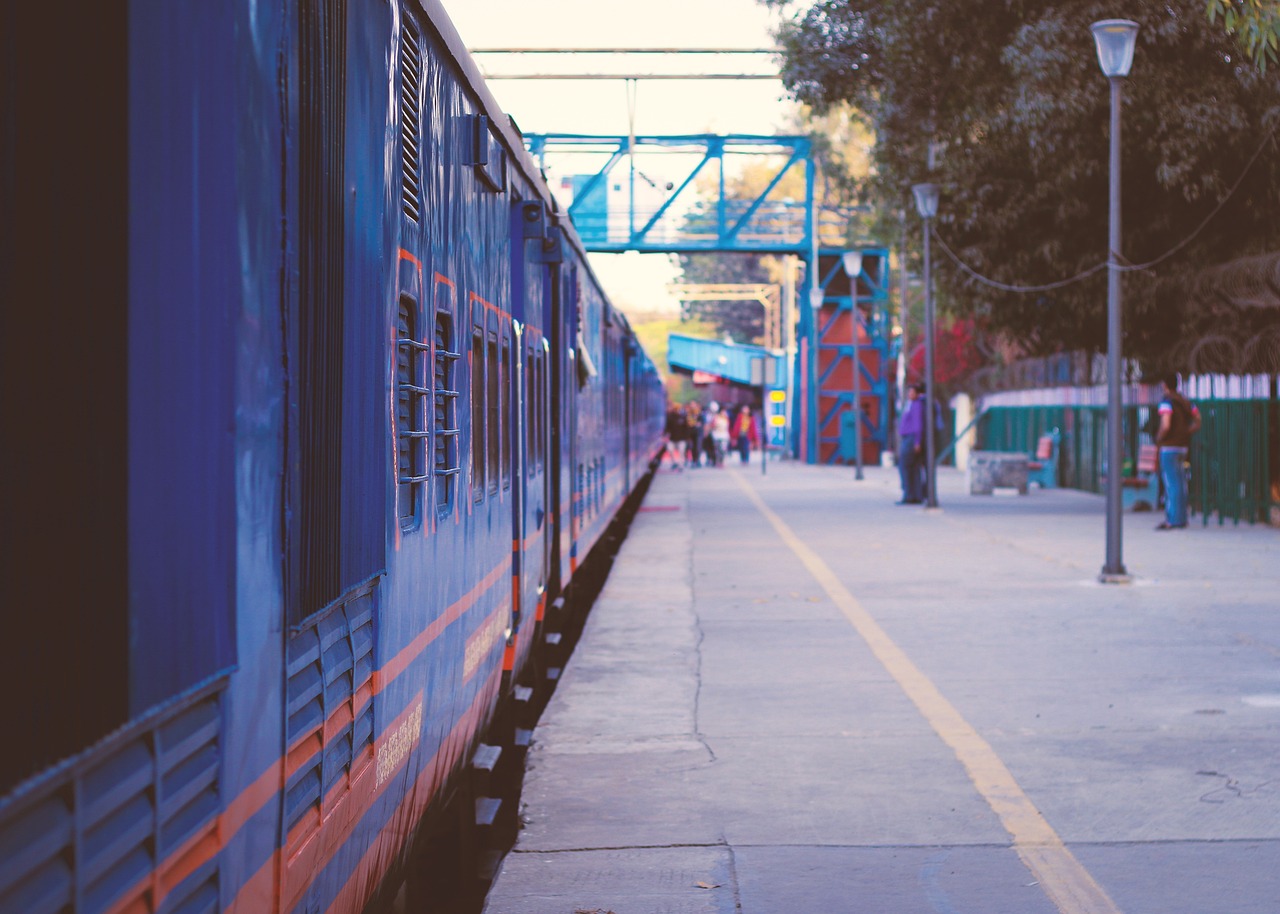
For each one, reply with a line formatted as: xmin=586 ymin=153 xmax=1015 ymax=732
xmin=675 ymin=250 xmax=775 ymax=343
xmin=768 ymin=0 xmax=1280 ymax=372
xmin=1207 ymin=0 xmax=1280 ymax=70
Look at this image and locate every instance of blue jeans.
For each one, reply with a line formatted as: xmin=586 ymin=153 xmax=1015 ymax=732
xmin=1159 ymin=447 xmax=1188 ymax=527
xmin=898 ymin=434 xmax=923 ymax=502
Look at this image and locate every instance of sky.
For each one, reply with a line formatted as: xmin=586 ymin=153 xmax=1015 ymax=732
xmin=444 ymin=0 xmax=799 ymax=315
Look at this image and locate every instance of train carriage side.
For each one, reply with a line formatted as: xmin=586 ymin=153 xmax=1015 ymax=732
xmin=3 ymin=5 xmax=293 ymax=914
xmin=566 ymin=275 xmax=611 ymax=566
xmin=0 ymin=2 xmax=664 ymax=914
xmin=628 ymin=337 xmax=668 ymax=484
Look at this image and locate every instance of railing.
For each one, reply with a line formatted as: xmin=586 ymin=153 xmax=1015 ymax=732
xmin=977 ymin=402 xmax=1277 ymax=525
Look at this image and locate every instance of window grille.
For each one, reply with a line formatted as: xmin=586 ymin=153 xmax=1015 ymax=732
xmin=434 ymin=308 xmax=460 ymax=516
xmin=472 ymin=328 xmax=484 ymax=502
xmin=487 ymin=335 xmax=499 ymax=495
xmin=397 ymin=297 xmax=428 ymax=526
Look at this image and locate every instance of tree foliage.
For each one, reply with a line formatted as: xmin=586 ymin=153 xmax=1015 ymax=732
xmin=676 ymin=250 xmax=776 ymax=343
xmin=769 ymin=0 xmax=1280 ymax=372
xmin=1207 ymin=0 xmax=1280 ymax=70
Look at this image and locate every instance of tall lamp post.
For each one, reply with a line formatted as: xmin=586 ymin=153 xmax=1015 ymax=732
xmin=1091 ymin=18 xmax=1139 ymax=583
xmin=807 ymin=286 xmax=825 ymax=464
xmin=912 ymin=183 xmax=940 ymax=509
xmin=842 ymin=250 xmax=864 ymax=480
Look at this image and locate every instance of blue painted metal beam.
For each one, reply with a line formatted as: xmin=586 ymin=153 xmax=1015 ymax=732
xmin=523 ymin=133 xmax=857 ymax=255
xmin=809 ymin=247 xmax=898 ymax=464
xmin=667 ymin=334 xmax=783 ymax=387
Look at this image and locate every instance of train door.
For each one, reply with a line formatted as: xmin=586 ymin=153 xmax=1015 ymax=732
xmin=547 ymin=261 xmax=579 ymax=592
xmin=507 ymin=199 xmax=554 ymax=673
xmin=526 ymin=333 xmax=552 ymax=618
xmin=506 ymin=320 xmax=526 ymax=677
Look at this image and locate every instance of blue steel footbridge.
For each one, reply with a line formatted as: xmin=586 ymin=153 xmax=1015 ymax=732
xmin=525 ymin=131 xmax=898 ymax=464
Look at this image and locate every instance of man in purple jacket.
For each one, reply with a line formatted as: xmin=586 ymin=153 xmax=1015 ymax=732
xmin=897 ymin=384 xmax=925 ymax=504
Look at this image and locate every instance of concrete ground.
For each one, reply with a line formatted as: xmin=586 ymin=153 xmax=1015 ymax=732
xmin=483 ymin=460 xmax=1280 ymax=914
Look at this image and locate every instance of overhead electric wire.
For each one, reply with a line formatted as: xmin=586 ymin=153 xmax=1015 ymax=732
xmin=931 ymin=122 xmax=1279 ymax=294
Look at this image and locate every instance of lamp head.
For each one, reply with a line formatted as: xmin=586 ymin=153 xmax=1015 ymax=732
xmin=1090 ymin=19 xmax=1139 ymax=78
xmin=808 ymin=288 xmax=826 ymax=309
xmin=912 ymin=183 xmax=940 ymax=220
xmin=841 ymin=250 xmax=863 ymax=279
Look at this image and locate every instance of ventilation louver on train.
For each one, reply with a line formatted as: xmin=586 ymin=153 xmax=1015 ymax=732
xmin=0 ymin=685 xmax=225 ymax=914
xmin=284 ymin=583 xmax=376 ymax=846
xmin=399 ymin=18 xmax=423 ymax=223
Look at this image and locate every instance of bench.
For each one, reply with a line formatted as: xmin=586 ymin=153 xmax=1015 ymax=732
xmin=1026 ymin=429 xmax=1060 ymax=489
xmin=969 ymin=451 xmax=1030 ymax=495
xmin=1121 ymin=443 xmax=1161 ymax=512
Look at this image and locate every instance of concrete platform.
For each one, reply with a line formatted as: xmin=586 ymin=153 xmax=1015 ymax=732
xmin=483 ymin=461 xmax=1280 ymax=914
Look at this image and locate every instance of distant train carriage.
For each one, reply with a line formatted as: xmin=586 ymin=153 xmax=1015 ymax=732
xmin=0 ymin=1 xmax=664 ymax=913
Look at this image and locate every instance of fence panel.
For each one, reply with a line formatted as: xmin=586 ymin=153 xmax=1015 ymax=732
xmin=976 ymin=401 xmax=1274 ymax=524
xmin=1191 ymin=400 xmax=1273 ymax=525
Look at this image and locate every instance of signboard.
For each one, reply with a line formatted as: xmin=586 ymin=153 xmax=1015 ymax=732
xmin=691 ymin=370 xmax=722 ymax=385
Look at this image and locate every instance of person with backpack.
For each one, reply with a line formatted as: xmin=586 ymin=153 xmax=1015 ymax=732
xmin=732 ymin=405 xmax=759 ymax=464
xmin=1154 ymin=372 xmax=1201 ymax=530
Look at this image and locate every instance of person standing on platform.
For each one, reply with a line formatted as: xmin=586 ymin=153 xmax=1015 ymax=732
xmin=662 ymin=406 xmax=685 ymax=471
xmin=710 ymin=402 xmax=730 ymax=467
xmin=1155 ymin=372 xmax=1200 ymax=530
xmin=684 ymin=404 xmax=702 ymax=467
xmin=732 ymin=405 xmax=759 ymax=464
xmin=897 ymin=383 xmax=925 ymax=504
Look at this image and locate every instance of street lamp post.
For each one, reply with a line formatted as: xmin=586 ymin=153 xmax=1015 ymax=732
xmin=807 ymin=286 xmax=825 ymax=464
xmin=912 ymin=183 xmax=940 ymax=509
xmin=1091 ymin=18 xmax=1139 ymax=583
xmin=842 ymin=250 xmax=864 ymax=480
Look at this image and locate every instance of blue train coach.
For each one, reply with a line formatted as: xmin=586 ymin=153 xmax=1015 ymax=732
xmin=0 ymin=1 xmax=666 ymax=912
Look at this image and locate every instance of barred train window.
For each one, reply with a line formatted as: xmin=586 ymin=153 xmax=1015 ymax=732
xmin=433 ymin=301 xmax=460 ymax=516
xmin=487 ymin=334 xmax=499 ymax=495
xmin=472 ymin=327 xmax=484 ymax=503
xmin=397 ymin=296 xmax=428 ymax=527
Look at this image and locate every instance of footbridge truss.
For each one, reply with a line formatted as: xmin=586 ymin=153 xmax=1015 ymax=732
xmin=524 ymin=132 xmax=898 ymax=464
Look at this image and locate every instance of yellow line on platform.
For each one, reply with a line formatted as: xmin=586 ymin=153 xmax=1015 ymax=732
xmin=729 ymin=470 xmax=1123 ymax=914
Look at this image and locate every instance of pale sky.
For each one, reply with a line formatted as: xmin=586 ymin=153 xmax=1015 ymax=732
xmin=444 ymin=0 xmax=799 ymax=314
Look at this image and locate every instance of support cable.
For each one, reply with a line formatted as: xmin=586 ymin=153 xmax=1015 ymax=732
xmin=932 ymin=123 xmax=1279 ymax=294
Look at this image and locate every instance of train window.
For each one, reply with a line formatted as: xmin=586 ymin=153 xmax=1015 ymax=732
xmin=433 ymin=300 xmax=460 ymax=517
xmin=526 ymin=346 xmax=537 ymax=480
xmin=501 ymin=331 xmax=512 ymax=490
xmin=487 ymin=333 xmax=499 ymax=495
xmin=531 ymin=352 xmax=540 ymax=477
xmin=472 ymin=327 xmax=484 ymax=503
xmin=396 ymin=296 xmax=428 ymax=527
xmin=537 ymin=349 xmax=547 ymax=474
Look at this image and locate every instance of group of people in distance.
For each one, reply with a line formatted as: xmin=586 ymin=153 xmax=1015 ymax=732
xmin=661 ymin=374 xmax=1200 ymax=532
xmin=663 ymin=400 xmax=760 ymax=470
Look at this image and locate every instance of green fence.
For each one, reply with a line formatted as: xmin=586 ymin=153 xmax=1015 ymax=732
xmin=977 ymin=401 xmax=1277 ymax=525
